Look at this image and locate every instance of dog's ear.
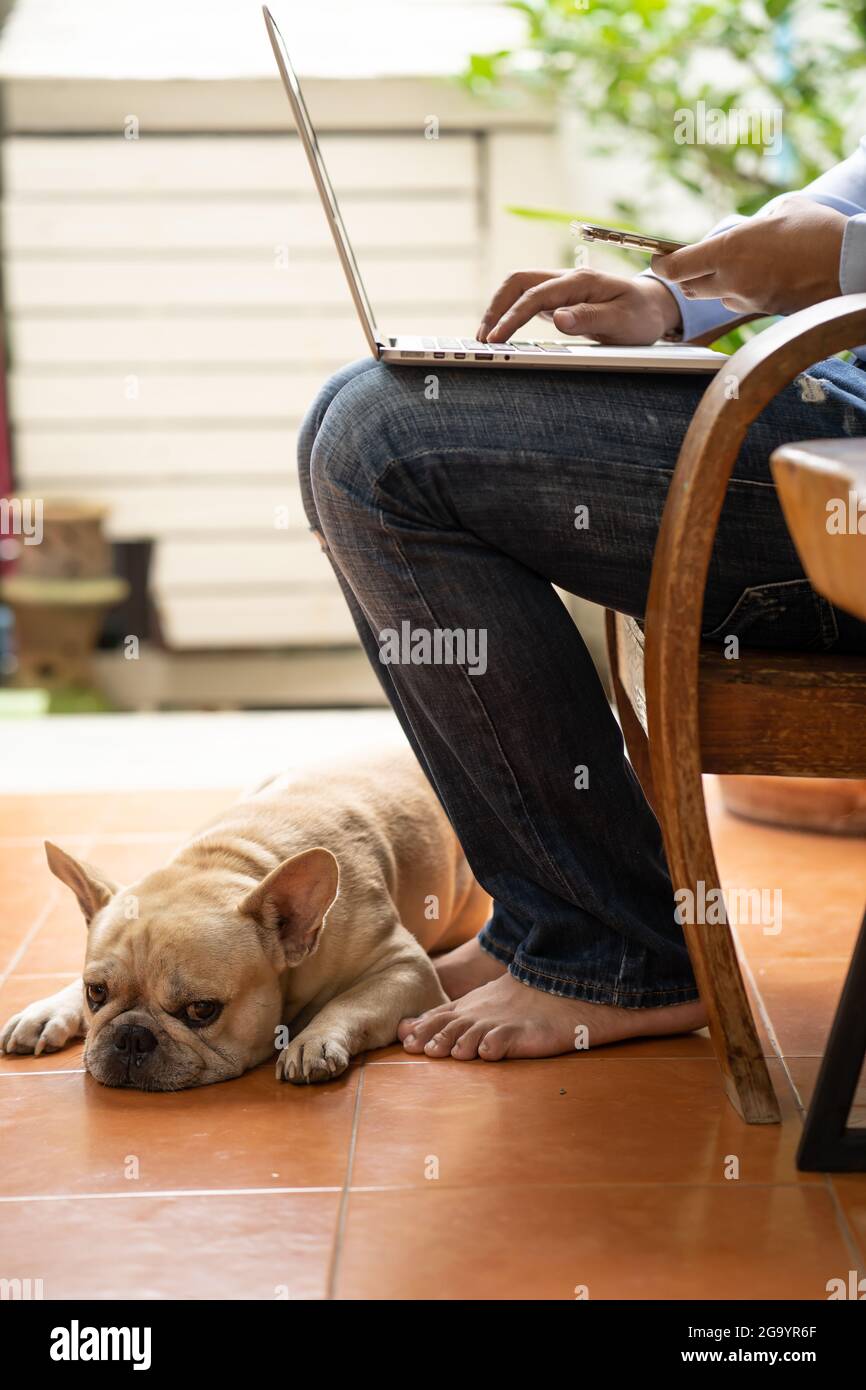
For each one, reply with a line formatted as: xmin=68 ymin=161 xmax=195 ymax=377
xmin=44 ymin=841 xmax=119 ymax=925
xmin=238 ymin=847 xmax=339 ymax=965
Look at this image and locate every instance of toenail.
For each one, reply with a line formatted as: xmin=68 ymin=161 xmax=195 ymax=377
xmin=404 ymin=1033 xmax=416 ymax=1045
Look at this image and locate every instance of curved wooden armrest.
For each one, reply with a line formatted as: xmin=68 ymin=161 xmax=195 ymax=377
xmin=644 ymin=293 xmax=866 ymax=874
xmin=687 ymin=312 xmax=763 ymax=348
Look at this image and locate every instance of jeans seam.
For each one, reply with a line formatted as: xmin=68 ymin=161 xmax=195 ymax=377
xmin=370 ymin=444 xmax=780 ymax=491
xmin=478 ymin=932 xmax=516 ymax=965
xmin=509 ymin=959 xmax=697 ymax=995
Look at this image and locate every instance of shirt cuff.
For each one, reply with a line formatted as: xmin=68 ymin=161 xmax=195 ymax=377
xmin=840 ymin=212 xmax=866 ymax=294
xmin=637 ymin=267 xmax=740 ymax=343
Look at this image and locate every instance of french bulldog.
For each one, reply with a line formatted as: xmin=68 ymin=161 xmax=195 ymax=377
xmin=0 ymin=751 xmax=489 ymax=1090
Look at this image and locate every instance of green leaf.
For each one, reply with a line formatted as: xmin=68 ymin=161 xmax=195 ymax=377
xmin=505 ymin=205 xmax=641 ymax=230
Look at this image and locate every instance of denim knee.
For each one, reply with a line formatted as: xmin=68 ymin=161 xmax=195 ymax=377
xmin=296 ymin=358 xmax=379 ymax=531
xmin=309 ymin=361 xmax=407 ymax=536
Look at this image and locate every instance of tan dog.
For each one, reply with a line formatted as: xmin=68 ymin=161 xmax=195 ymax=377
xmin=0 ymin=752 xmax=488 ymax=1089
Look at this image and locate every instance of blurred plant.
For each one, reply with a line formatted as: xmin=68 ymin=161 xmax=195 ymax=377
xmin=462 ymin=0 xmax=866 ymax=227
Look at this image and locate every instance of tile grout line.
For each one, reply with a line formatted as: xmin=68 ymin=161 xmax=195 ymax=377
xmin=823 ymin=1174 xmax=866 ymax=1277
xmin=0 ymin=1186 xmax=342 ymax=1203
xmin=0 ymin=835 xmax=95 ymax=989
xmin=739 ymin=933 xmax=864 ymax=1269
xmin=0 ymin=1052 xmax=829 ymax=1080
xmin=0 ymin=1177 xmax=838 ymax=1206
xmin=325 ymin=1062 xmax=366 ymax=1301
xmin=0 ymin=887 xmax=66 ymax=989
xmin=0 ymin=1068 xmax=85 ymax=1077
xmin=735 ymin=936 xmax=807 ymax=1111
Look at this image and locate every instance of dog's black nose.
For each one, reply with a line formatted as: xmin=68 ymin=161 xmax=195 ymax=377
xmin=114 ymin=1023 xmax=157 ymax=1058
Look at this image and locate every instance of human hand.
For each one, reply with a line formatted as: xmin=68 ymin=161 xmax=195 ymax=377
xmin=478 ymin=268 xmax=682 ymax=345
xmin=651 ymin=197 xmax=847 ymax=317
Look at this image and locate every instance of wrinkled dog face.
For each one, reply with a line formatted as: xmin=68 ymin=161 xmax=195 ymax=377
xmin=45 ymin=842 xmax=339 ymax=1091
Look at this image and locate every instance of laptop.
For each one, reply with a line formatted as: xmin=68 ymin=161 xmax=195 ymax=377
xmin=262 ymin=5 xmax=724 ymax=375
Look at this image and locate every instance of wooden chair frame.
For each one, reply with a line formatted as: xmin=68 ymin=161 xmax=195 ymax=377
xmin=607 ymin=294 xmax=866 ymax=1126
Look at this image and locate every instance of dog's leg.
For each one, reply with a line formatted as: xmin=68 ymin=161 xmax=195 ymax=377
xmin=277 ymin=948 xmax=446 ymax=1084
xmin=0 ymin=978 xmax=86 ymax=1055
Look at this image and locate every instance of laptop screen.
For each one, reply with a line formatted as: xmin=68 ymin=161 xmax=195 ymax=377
xmin=263 ymin=7 xmax=381 ymax=354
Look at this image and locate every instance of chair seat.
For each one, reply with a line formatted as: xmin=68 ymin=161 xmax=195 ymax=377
xmin=611 ymin=613 xmax=866 ymax=778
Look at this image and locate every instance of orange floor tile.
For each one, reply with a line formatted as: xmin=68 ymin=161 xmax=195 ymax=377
xmin=1 ymin=780 xmax=865 ymax=1300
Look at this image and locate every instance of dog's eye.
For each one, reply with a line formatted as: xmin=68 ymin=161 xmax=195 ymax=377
xmin=85 ymin=982 xmax=108 ymax=1010
xmin=183 ymin=1000 xmax=221 ymax=1027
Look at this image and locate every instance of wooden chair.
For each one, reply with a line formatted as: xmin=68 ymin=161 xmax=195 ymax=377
xmin=770 ymin=437 xmax=866 ymax=1169
xmin=606 ymin=294 xmax=866 ymax=1135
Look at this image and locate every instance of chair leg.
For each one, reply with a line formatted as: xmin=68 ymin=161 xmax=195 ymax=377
xmin=605 ymin=610 xmax=657 ymax=814
xmin=607 ymin=608 xmax=780 ymax=1123
xmin=662 ymin=811 xmax=781 ymax=1125
xmin=798 ymin=905 xmax=866 ymax=1170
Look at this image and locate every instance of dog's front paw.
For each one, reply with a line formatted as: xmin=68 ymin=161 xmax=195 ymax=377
xmin=276 ymin=1033 xmax=351 ymax=1085
xmin=0 ymin=988 xmax=84 ymax=1057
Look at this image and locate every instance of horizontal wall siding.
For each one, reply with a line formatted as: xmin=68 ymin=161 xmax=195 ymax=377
xmin=3 ymin=136 xmax=479 ymax=194
xmin=4 ymin=131 xmax=484 ymax=650
xmin=10 ymin=312 xmax=469 ymax=367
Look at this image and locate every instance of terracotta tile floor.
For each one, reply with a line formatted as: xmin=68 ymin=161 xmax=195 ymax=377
xmin=2 ymin=778 xmax=865 ymax=1300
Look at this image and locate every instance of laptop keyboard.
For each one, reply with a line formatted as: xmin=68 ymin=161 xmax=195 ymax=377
xmin=422 ymin=337 xmax=503 ymax=351
xmin=419 ymin=337 xmax=568 ymax=354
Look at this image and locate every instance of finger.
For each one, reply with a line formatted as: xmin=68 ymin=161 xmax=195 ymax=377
xmin=720 ymin=294 xmax=757 ymax=313
xmin=674 ymin=271 xmax=723 ymax=300
xmin=651 ymin=238 xmax=724 ymax=284
xmin=477 ymin=270 xmax=561 ymax=341
xmin=487 ymin=270 xmax=600 ymax=342
xmin=552 ymin=300 xmax=629 ymax=341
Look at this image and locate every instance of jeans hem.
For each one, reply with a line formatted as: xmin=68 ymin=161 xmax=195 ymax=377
xmin=507 ymin=960 xmax=700 ymax=1008
xmin=477 ymin=929 xmax=517 ymax=968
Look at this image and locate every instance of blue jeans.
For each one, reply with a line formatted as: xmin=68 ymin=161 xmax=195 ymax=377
xmin=298 ymin=355 xmax=866 ymax=1007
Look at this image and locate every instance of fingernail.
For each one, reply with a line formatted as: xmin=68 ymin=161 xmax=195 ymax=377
xmin=557 ymin=310 xmax=577 ymax=331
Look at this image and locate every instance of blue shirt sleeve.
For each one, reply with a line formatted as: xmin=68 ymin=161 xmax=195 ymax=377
xmin=840 ymin=213 xmax=866 ymax=294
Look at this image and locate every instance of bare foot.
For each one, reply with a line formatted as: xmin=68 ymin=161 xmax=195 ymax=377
xmin=399 ymin=973 xmax=707 ymax=1062
xmin=432 ymin=937 xmax=507 ymax=1002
